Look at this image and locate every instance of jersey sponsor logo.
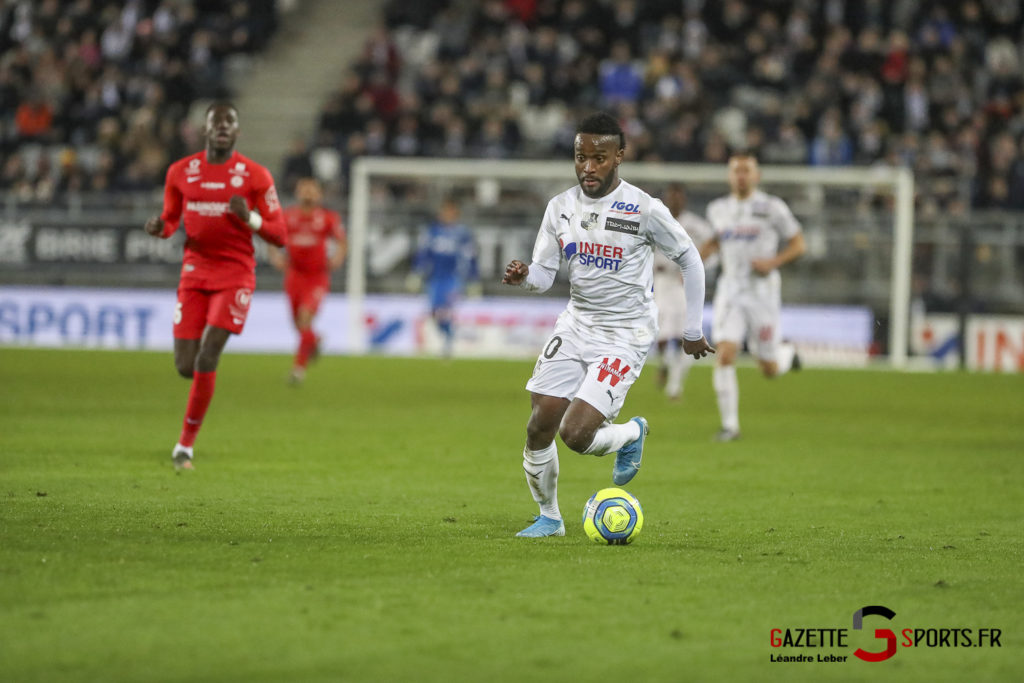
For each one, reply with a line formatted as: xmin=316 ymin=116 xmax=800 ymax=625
xmin=230 ymin=176 xmax=244 ymax=188
xmin=185 ymin=200 xmax=229 ymax=216
xmin=605 ymin=217 xmax=639 ymax=235
xmin=200 ymin=182 xmax=226 ymax=189
xmin=609 ymin=201 xmax=641 ymax=215
xmin=597 ymin=357 xmax=630 ymax=387
xmin=264 ymin=186 xmax=280 ymax=214
xmin=721 ymin=226 xmax=761 ymax=241
xmin=581 ymin=212 xmax=600 ymax=230
xmin=560 ymin=240 xmax=624 ymax=270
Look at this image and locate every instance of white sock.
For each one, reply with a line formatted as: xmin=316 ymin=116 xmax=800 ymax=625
xmin=776 ymin=343 xmax=796 ymax=375
xmin=523 ymin=442 xmax=560 ymax=520
xmin=582 ymin=420 xmax=641 ymax=456
xmin=666 ymin=346 xmax=693 ymax=398
xmin=712 ymin=365 xmax=740 ymax=432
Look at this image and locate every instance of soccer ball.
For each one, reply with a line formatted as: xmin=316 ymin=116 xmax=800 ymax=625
xmin=582 ymin=487 xmax=643 ymax=545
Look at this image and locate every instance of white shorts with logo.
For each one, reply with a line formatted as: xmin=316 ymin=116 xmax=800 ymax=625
xmin=711 ymin=279 xmax=781 ymax=362
xmin=525 ymin=310 xmax=652 ymax=420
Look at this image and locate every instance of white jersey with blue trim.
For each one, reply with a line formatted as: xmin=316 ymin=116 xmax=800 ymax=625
xmin=530 ymin=179 xmax=700 ymax=335
xmin=705 ymin=189 xmax=802 ymax=300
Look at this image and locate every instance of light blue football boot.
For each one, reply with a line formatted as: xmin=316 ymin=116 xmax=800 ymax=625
xmin=515 ymin=515 xmax=565 ymax=537
xmin=612 ymin=417 xmax=648 ymax=485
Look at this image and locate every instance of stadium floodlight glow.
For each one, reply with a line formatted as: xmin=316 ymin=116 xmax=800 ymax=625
xmin=349 ymin=157 xmax=914 ymax=368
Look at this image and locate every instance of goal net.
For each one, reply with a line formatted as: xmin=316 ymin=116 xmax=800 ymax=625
xmin=346 ymin=157 xmax=914 ymax=367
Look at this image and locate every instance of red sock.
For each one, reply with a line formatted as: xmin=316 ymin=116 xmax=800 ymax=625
xmin=296 ymin=329 xmax=316 ymax=368
xmin=179 ymin=371 xmax=216 ymax=447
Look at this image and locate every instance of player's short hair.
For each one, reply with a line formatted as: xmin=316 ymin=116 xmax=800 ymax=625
xmin=576 ymin=112 xmax=625 ymax=150
xmin=729 ymin=150 xmax=758 ymax=163
xmin=205 ymin=100 xmax=239 ymax=118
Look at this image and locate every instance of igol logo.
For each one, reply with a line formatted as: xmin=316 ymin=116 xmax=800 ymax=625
xmin=610 ymin=201 xmax=640 ymax=215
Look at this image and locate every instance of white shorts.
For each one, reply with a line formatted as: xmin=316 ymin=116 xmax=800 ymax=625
xmin=711 ymin=290 xmax=780 ymax=361
xmin=525 ymin=311 xmax=651 ymax=420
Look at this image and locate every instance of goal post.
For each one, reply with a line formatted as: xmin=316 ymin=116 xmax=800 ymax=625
xmin=347 ymin=157 xmax=914 ymax=367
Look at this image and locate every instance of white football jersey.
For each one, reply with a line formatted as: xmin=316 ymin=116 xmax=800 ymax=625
xmin=705 ymin=189 xmax=801 ymax=297
xmin=530 ymin=179 xmax=700 ymax=336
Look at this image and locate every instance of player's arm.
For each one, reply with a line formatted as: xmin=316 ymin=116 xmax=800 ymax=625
xmin=650 ymin=201 xmax=714 ymax=358
xmin=144 ymin=165 xmax=182 ymax=238
xmin=267 ymin=244 xmax=288 ymax=271
xmin=328 ymin=213 xmax=346 ymax=269
xmin=231 ymin=170 xmax=286 ymax=246
xmin=751 ymin=199 xmax=806 ymax=275
xmin=502 ymin=202 xmax=560 ymax=292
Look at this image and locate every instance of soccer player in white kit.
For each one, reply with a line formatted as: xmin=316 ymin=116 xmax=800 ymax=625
xmin=701 ymin=153 xmax=806 ymax=442
xmin=502 ymin=112 xmax=714 ymax=537
xmin=653 ymin=183 xmax=715 ymax=401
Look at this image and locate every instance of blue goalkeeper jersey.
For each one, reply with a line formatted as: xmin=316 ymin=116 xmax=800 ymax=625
xmin=414 ymin=222 xmax=479 ymax=303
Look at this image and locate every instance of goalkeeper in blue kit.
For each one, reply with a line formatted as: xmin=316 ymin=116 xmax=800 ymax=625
xmin=410 ymin=197 xmax=480 ymax=356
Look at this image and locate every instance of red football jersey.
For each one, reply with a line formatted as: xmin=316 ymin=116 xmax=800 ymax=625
xmin=282 ymin=205 xmax=345 ymax=273
xmin=159 ymin=150 xmax=286 ymax=289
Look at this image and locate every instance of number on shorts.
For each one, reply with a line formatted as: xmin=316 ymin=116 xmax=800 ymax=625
xmin=174 ymin=301 xmax=183 ymax=325
xmin=543 ymin=335 xmax=562 ymax=359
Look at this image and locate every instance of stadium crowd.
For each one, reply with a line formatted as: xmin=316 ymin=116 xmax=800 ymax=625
xmin=3 ymin=0 xmax=1024 ymax=219
xmin=305 ymin=0 xmax=1024 ymax=217
xmin=0 ymin=0 xmax=277 ymax=200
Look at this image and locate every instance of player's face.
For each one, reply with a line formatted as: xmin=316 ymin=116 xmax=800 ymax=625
xmin=728 ymin=156 xmax=759 ymax=199
xmin=439 ymin=202 xmax=460 ymax=225
xmin=296 ymin=179 xmax=322 ymax=206
xmin=204 ymin=106 xmax=240 ymax=153
xmin=575 ymin=133 xmax=623 ymax=199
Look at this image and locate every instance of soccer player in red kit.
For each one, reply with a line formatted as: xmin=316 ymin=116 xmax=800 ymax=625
xmin=269 ymin=177 xmax=346 ymax=384
xmin=144 ymin=101 xmax=286 ymax=470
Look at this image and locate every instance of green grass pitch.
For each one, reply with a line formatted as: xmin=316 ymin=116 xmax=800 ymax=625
xmin=1 ymin=348 xmax=1021 ymax=682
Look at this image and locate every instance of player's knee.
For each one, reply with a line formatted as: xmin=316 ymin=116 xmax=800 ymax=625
xmin=558 ymin=423 xmax=593 ymax=454
xmin=175 ymin=363 xmax=194 ymax=379
xmin=761 ymin=361 xmax=779 ymax=378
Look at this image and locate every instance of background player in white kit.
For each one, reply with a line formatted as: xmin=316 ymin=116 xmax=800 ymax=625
xmin=502 ymin=112 xmax=714 ymax=538
xmin=701 ymin=152 xmax=806 ymax=442
xmin=653 ymin=183 xmax=715 ymax=401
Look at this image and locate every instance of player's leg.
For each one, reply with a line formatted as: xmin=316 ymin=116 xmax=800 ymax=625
xmin=291 ymin=305 xmax=317 ymax=384
xmin=174 ymin=286 xmax=249 ymax=467
xmin=517 ymin=322 xmax=584 ymax=537
xmin=430 ymin=281 xmax=458 ymax=357
xmin=170 ymin=286 xmax=208 ymax=468
xmin=753 ymin=298 xmax=797 ymax=378
xmin=665 ymin=337 xmax=694 ymax=400
xmin=654 ymin=339 xmax=669 ymax=389
xmin=569 ymin=345 xmax=649 ymax=485
xmin=711 ymin=295 xmax=744 ymax=441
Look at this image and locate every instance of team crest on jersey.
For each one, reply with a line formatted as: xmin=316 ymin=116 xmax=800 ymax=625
xmin=580 ymin=212 xmax=600 ymax=230
xmin=186 ymin=158 xmax=201 ymax=174
xmin=230 ymin=175 xmax=243 ymax=187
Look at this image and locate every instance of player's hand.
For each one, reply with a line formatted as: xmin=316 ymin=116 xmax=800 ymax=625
xmin=502 ymin=260 xmax=528 ymax=285
xmin=404 ymin=273 xmax=423 ymax=293
xmin=751 ymin=258 xmax=775 ymax=276
xmin=228 ymin=195 xmax=249 ymax=221
xmin=682 ymin=336 xmax=715 ymax=359
xmin=143 ymin=217 xmax=163 ymax=236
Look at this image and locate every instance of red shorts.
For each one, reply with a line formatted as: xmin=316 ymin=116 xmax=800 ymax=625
xmin=284 ymin=269 xmax=329 ymax=318
xmin=174 ymin=284 xmax=253 ymax=338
